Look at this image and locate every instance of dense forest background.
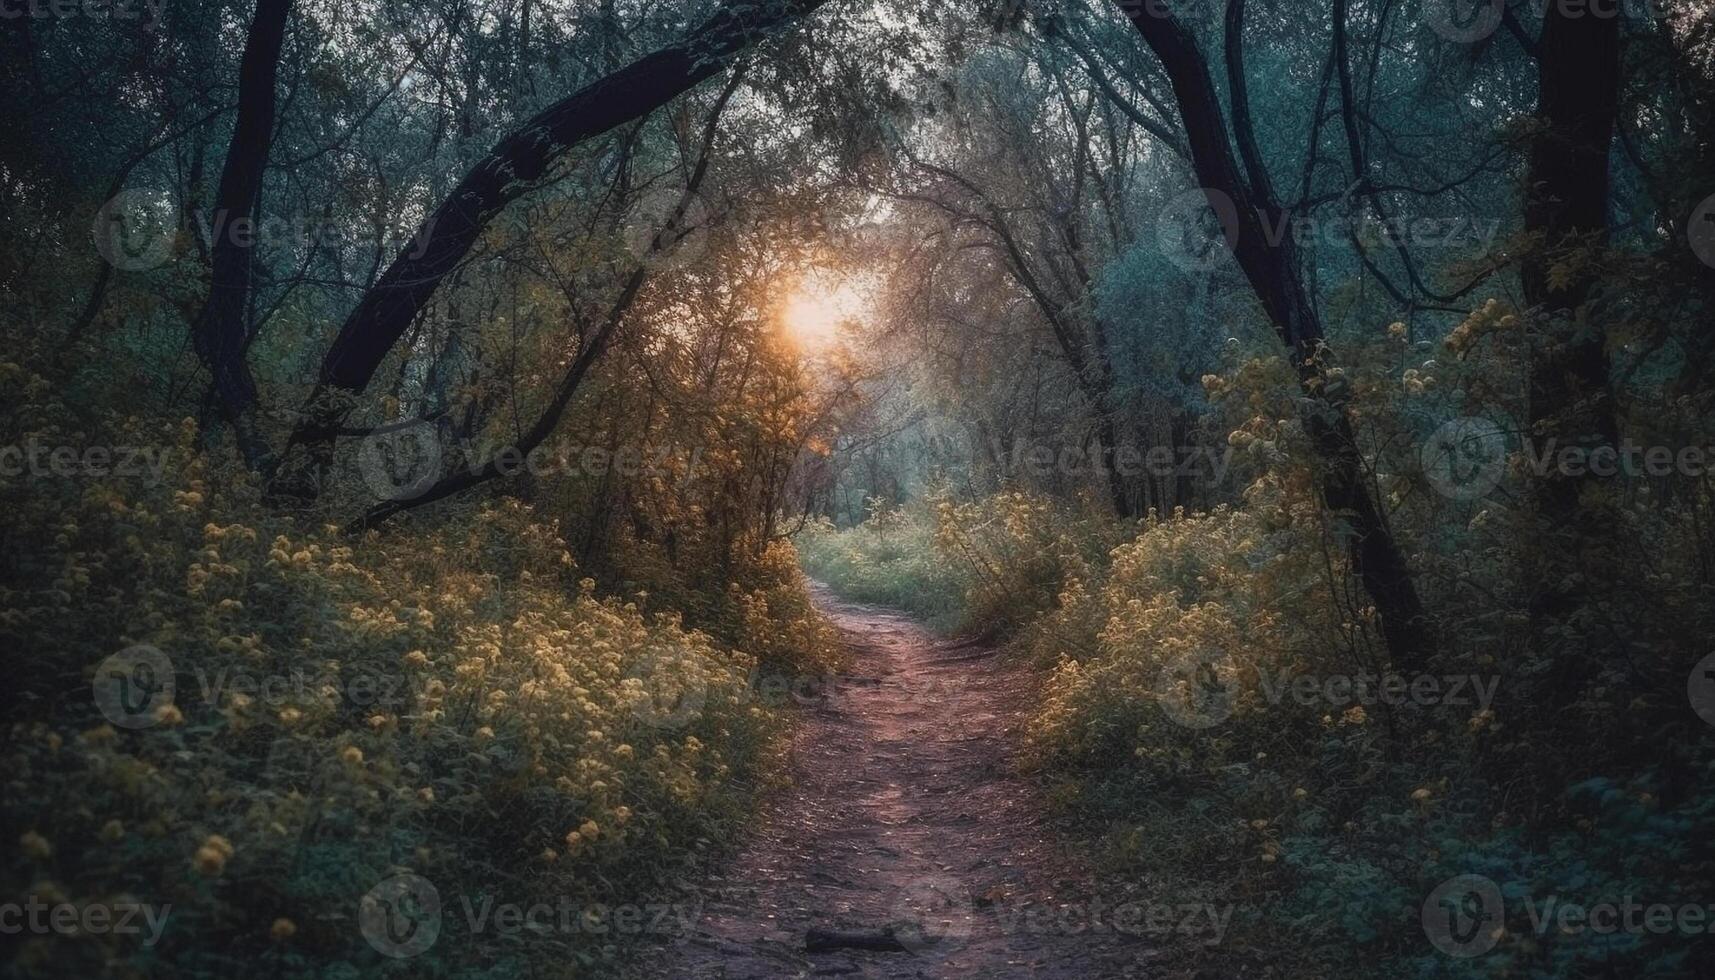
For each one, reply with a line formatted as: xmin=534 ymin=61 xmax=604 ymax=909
xmin=4 ymin=0 xmax=1715 ymax=977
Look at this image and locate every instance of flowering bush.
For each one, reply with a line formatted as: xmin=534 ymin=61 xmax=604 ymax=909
xmin=880 ymin=331 xmax=1715 ymax=978
xmin=0 ymin=352 xmax=830 ymax=977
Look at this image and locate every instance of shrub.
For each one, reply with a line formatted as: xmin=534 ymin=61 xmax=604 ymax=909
xmin=794 ymin=503 xmax=970 ymax=627
xmin=0 ymin=356 xmax=830 ymax=977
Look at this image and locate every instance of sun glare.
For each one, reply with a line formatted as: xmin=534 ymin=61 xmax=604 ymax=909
xmin=781 ymin=275 xmax=865 ymax=347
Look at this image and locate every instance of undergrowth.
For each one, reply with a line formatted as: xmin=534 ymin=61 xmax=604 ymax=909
xmin=1 ymin=351 xmax=838 ymax=978
xmin=801 ymin=336 xmax=1715 ymax=978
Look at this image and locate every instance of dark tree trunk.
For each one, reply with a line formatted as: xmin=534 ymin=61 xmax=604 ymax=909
xmin=1113 ymin=1 xmax=1427 ymax=665
xmin=1095 ymin=410 xmax=1134 ymax=519
xmin=271 ymin=0 xmax=827 ymax=500
xmin=1523 ymin=3 xmax=1621 ymax=514
xmin=190 ymin=0 xmax=292 ymax=469
xmin=1520 ymin=4 xmax=1622 ymax=699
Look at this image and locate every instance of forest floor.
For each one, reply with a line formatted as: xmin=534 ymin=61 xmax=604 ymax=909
xmin=643 ymin=585 xmax=1158 ymax=978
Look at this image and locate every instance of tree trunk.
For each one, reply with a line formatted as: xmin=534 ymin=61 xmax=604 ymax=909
xmin=1523 ymin=3 xmax=1621 ymax=515
xmin=1113 ymin=1 xmax=1427 ymax=665
xmin=1520 ymin=4 xmax=1621 ymax=699
xmin=271 ymin=0 xmax=827 ymax=500
xmin=189 ymin=0 xmax=292 ymax=469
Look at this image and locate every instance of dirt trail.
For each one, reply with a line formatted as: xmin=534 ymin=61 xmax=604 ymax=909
xmin=649 ymin=585 xmax=1152 ymax=978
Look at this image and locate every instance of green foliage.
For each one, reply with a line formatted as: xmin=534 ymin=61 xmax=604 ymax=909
xmin=793 ymin=503 xmax=970 ymax=628
xmin=0 ymin=341 xmax=836 ymax=978
xmin=838 ymin=335 xmax=1715 ymax=978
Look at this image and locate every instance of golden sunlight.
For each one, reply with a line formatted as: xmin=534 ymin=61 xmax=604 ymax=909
xmin=780 ymin=274 xmax=865 ymax=347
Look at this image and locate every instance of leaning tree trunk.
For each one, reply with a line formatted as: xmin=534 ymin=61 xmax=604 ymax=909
xmin=270 ymin=0 xmax=828 ymax=500
xmin=189 ymin=0 xmax=292 ymax=468
xmin=1112 ymin=0 xmax=1427 ymax=665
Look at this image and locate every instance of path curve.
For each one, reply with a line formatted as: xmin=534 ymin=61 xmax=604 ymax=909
xmin=648 ymin=585 xmax=1152 ymax=978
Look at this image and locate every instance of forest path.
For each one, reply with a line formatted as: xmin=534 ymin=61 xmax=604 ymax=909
xmin=646 ymin=585 xmax=1154 ymax=978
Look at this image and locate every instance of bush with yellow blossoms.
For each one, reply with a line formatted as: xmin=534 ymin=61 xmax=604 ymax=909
xmin=0 ymin=345 xmax=834 ymax=977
